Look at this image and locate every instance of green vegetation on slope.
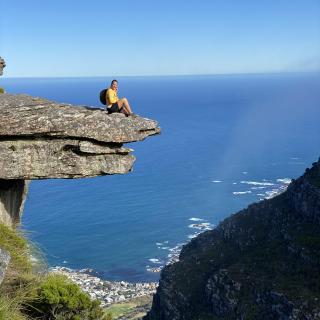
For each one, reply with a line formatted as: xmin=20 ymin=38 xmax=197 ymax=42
xmin=105 ymin=295 xmax=153 ymax=319
xmin=0 ymin=224 xmax=32 ymax=274
xmin=0 ymin=223 xmax=106 ymax=320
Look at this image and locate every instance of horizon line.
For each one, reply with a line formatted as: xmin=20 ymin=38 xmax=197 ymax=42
xmin=2 ymin=70 xmax=320 ymax=80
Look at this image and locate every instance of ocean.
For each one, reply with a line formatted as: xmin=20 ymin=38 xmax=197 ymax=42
xmin=2 ymin=73 xmax=320 ymax=282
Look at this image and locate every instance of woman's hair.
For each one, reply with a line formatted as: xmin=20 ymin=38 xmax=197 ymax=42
xmin=111 ymin=79 xmax=118 ymax=86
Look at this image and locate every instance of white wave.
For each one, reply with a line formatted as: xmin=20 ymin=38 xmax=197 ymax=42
xmin=146 ymin=266 xmax=163 ymax=273
xmin=241 ymin=181 xmax=274 ymax=186
xmin=242 ymin=171 xmax=248 ymax=174
xmin=256 ymin=181 xmax=291 ymax=201
xmin=251 ymin=186 xmax=267 ymax=190
xmin=149 ymin=258 xmax=162 ymax=264
xmin=50 ymin=266 xmax=73 ymax=273
xmin=161 ymin=247 xmax=170 ymax=250
xmin=233 ymin=182 xmax=237 ymax=185
xmin=156 ymin=242 xmax=162 ymax=246
xmin=188 ymin=234 xmax=197 ymax=239
xmin=189 ymin=217 xmax=204 ymax=221
xmin=211 ymin=180 xmax=222 ymax=183
xmin=276 ymin=178 xmax=292 ymax=184
xmin=169 ymin=245 xmax=183 ymax=252
xmin=233 ymin=191 xmax=252 ymax=195
xmin=264 ymin=189 xmax=281 ymax=199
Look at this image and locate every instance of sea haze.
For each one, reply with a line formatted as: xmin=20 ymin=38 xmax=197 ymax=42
xmin=2 ymin=73 xmax=320 ymax=282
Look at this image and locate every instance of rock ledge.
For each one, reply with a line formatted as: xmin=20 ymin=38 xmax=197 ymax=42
xmin=0 ymin=93 xmax=160 ymax=179
xmin=0 ymin=93 xmax=160 ymax=225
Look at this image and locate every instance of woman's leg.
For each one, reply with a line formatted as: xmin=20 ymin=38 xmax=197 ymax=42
xmin=117 ymin=97 xmax=132 ymax=115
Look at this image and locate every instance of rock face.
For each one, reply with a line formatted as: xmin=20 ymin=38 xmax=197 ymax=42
xmin=145 ymin=159 xmax=320 ymax=320
xmin=0 ymin=180 xmax=29 ymax=226
xmin=0 ymin=248 xmax=10 ymax=285
xmin=0 ymin=93 xmax=160 ymax=224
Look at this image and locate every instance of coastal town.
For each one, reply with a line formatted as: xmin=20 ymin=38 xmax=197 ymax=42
xmin=50 ymin=266 xmax=158 ymax=307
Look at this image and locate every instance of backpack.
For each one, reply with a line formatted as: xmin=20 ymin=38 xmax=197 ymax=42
xmin=99 ymin=88 xmax=108 ymax=105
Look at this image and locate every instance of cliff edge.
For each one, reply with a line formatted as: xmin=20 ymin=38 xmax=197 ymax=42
xmin=145 ymin=159 xmax=320 ymax=320
xmin=0 ymin=93 xmax=160 ymax=225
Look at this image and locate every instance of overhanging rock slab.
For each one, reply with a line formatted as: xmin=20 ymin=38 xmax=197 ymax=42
xmin=0 ymin=93 xmax=160 ymax=225
xmin=0 ymin=93 xmax=160 ymax=179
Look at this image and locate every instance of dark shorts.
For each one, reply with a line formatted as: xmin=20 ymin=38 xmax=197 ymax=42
xmin=107 ymin=102 xmax=121 ymax=114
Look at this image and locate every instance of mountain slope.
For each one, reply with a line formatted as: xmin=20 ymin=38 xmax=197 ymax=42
xmin=145 ymin=159 xmax=320 ymax=320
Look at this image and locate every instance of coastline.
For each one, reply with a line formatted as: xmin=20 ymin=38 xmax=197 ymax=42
xmin=48 ymin=178 xmax=293 ymax=295
xmin=49 ymin=178 xmax=293 ymax=307
xmin=50 ymin=266 xmax=157 ymax=307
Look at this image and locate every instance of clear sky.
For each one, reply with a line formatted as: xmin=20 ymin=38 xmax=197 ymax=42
xmin=1 ymin=0 xmax=320 ymax=77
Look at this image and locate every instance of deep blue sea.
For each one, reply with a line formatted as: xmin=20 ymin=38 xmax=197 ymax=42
xmin=2 ymin=73 xmax=320 ymax=282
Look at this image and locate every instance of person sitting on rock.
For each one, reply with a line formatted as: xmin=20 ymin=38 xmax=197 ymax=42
xmin=0 ymin=56 xmax=6 ymax=94
xmin=106 ymin=79 xmax=133 ymax=116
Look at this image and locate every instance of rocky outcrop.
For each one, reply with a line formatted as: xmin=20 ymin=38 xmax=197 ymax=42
xmin=145 ymin=159 xmax=320 ymax=320
xmin=0 ymin=56 xmax=5 ymax=76
xmin=0 ymin=93 xmax=160 ymax=224
xmin=0 ymin=248 xmax=10 ymax=285
xmin=0 ymin=93 xmax=159 ymax=179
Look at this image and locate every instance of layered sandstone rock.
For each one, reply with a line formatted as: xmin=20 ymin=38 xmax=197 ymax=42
xmin=0 ymin=93 xmax=160 ymax=224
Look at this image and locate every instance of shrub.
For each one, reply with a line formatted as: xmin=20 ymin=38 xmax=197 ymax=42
xmin=26 ymin=274 xmax=106 ymax=320
xmin=105 ymin=312 xmax=113 ymax=320
xmin=0 ymin=224 xmax=106 ymax=319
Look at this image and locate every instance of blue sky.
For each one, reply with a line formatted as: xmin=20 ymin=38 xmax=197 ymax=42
xmin=1 ymin=0 xmax=320 ymax=77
